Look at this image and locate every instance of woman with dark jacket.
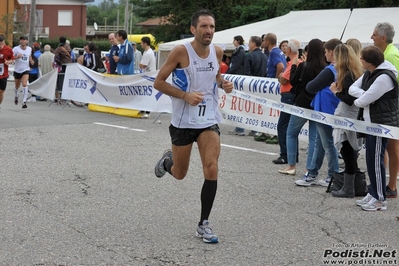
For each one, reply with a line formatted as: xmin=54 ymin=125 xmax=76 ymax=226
xmin=349 ymin=45 xmax=399 ymax=211
xmin=278 ymin=39 xmax=327 ymax=176
xmin=226 ymin=35 xmax=245 ymax=75
xmin=227 ymin=35 xmax=246 ymax=135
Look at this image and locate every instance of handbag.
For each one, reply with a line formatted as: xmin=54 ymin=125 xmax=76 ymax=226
xmin=326 ymin=171 xmax=367 ymax=196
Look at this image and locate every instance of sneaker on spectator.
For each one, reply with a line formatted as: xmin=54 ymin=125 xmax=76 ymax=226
xmin=386 ymin=186 xmax=398 ymax=198
xmin=196 ymin=220 xmax=218 ymax=243
xmin=154 ymin=150 xmax=172 ymax=178
xmin=361 ymin=198 xmax=387 ymax=211
xmin=228 ymin=130 xmax=245 ymax=136
xmin=295 ymin=175 xmax=318 ymax=186
xmin=272 ymin=157 xmax=287 ymax=164
xmin=356 ymin=193 xmax=373 ymax=206
xmin=317 ymin=177 xmax=331 ymax=187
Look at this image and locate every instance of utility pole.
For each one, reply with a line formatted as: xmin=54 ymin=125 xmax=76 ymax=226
xmin=124 ymin=0 xmax=129 ymax=31
xmin=28 ymin=0 xmax=36 ymax=46
xmin=129 ymin=4 xmax=133 ymax=34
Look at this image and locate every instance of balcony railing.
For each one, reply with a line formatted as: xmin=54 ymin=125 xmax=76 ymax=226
xmin=34 ymin=26 xmax=50 ymax=38
xmin=86 ymin=25 xmax=125 ymax=36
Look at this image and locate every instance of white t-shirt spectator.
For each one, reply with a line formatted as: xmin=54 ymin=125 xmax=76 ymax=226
xmin=140 ymin=48 xmax=156 ymax=72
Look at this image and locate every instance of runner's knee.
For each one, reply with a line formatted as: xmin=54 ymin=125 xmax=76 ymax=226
xmin=172 ymin=167 xmax=188 ymax=180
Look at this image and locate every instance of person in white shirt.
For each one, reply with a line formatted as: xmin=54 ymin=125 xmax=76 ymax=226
xmin=139 ymin=37 xmax=156 ymax=72
xmin=138 ymin=36 xmax=156 ymax=117
xmin=132 ymin=42 xmax=142 ymax=73
xmin=13 ymin=36 xmax=34 ymax=109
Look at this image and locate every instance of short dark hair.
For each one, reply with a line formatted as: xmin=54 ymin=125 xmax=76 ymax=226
xmin=88 ymin=42 xmax=97 ymax=52
xmin=59 ymin=36 xmax=66 ymax=43
xmin=141 ymin=36 xmax=151 ymax=46
xmin=324 ymin=38 xmax=342 ymax=51
xmin=234 ymin=35 xmax=244 ymax=45
xmin=0 ymin=35 xmax=5 ymax=42
xmin=250 ymin=36 xmax=262 ymax=47
xmin=191 ymin=9 xmax=215 ymax=27
xmin=361 ymin=46 xmax=385 ymax=67
xmin=116 ymin=30 xmax=127 ymax=40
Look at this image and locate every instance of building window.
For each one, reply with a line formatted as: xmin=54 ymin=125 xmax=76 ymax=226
xmin=58 ymin=10 xmax=73 ymax=26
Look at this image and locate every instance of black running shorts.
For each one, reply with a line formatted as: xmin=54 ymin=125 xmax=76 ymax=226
xmin=169 ymin=124 xmax=220 ymax=146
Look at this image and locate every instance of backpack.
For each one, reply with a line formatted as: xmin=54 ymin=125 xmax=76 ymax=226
xmin=326 ymin=171 xmax=368 ymax=196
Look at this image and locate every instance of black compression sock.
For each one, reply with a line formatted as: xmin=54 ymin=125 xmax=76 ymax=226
xmin=199 ymin=179 xmax=218 ymax=226
xmin=164 ymin=158 xmax=173 ymax=175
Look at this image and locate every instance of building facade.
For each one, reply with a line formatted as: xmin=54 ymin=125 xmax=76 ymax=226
xmin=17 ymin=0 xmax=93 ymax=40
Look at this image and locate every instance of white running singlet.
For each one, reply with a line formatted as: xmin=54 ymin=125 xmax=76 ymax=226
xmin=12 ymin=45 xmax=32 ymax=73
xmin=170 ymin=43 xmax=220 ymax=129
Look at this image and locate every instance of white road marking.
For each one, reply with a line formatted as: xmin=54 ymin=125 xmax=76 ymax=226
xmin=93 ymin=122 xmax=147 ymax=132
xmin=94 ymin=122 xmax=275 ymax=155
xmin=221 ymin=144 xmax=278 ymax=156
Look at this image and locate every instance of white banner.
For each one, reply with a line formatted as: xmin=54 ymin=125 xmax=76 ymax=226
xmin=28 ymin=68 xmax=58 ymax=100
xmin=61 ymin=64 xmax=172 ymax=113
xmin=219 ymin=74 xmax=301 ymax=136
xmin=59 ymin=66 xmax=399 ymax=140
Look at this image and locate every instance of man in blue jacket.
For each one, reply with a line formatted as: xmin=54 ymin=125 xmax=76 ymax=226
xmin=113 ymin=30 xmax=134 ymax=75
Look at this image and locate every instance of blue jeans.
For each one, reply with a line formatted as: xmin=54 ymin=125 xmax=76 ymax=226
xmin=286 ymin=115 xmax=317 ymax=168
xmin=308 ymin=123 xmax=339 ymax=178
xmin=277 ymin=93 xmax=295 ymax=159
xmin=307 ymin=130 xmax=325 ymax=177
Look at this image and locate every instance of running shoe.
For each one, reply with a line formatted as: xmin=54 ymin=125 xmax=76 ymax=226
xmin=196 ymin=220 xmax=218 ymax=243
xmin=361 ymin=198 xmax=387 ymax=211
xmin=317 ymin=177 xmax=331 ymax=187
xmin=295 ymin=176 xmax=318 ymax=186
xmin=154 ymin=150 xmax=172 ymax=178
xmin=356 ymin=193 xmax=373 ymax=206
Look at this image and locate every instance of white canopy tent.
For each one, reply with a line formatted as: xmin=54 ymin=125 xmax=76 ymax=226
xmin=157 ymin=7 xmax=399 ymax=67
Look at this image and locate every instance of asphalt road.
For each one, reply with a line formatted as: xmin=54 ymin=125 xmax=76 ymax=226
xmin=1 ymin=81 xmax=398 ymax=266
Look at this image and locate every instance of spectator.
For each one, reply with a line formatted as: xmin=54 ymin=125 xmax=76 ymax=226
xmin=255 ymin=33 xmax=287 ymax=143
xmin=132 ymin=42 xmax=142 ymax=73
xmin=350 ymin=46 xmax=399 ymax=211
xmin=54 ymin=36 xmax=73 ymax=102
xmin=278 ymin=39 xmax=327 ymax=176
xmin=83 ymin=42 xmax=104 ymax=73
xmin=273 ymin=39 xmax=301 ymax=165
xmin=279 ymin=39 xmax=290 ymax=63
xmin=329 ymin=44 xmax=364 ymax=198
xmin=108 ymin=32 xmax=120 ymax=74
xmin=294 ymin=38 xmax=342 ymax=187
xmin=114 ymin=30 xmax=134 ymax=75
xmin=38 ymin=44 xmax=54 ymax=101
xmin=139 ymin=36 xmax=156 ymax=72
xmin=29 ymin=44 xmax=41 ymax=84
xmin=139 ymin=36 xmax=156 ymax=118
xmin=371 ymin=22 xmax=399 ymax=199
xmin=226 ymin=35 xmax=245 ymax=75
xmin=227 ymin=35 xmax=246 ymax=136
